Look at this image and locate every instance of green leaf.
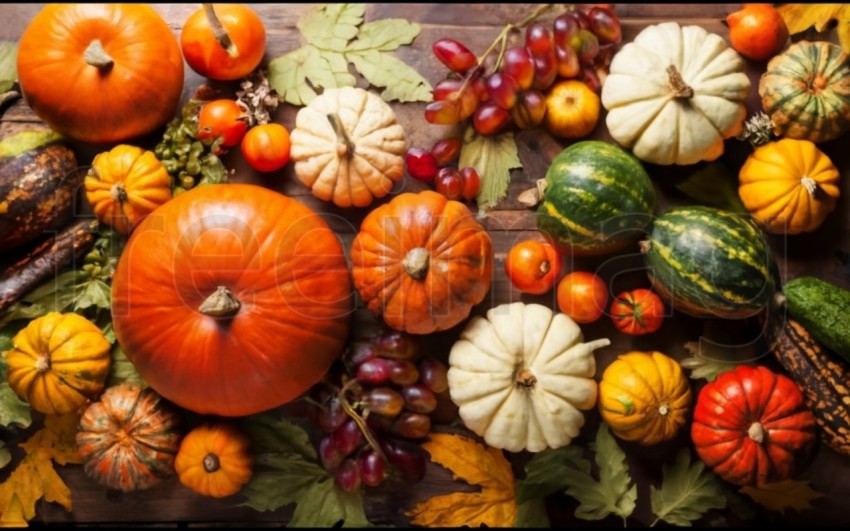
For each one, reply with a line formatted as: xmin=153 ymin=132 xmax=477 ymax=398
xmin=0 ymin=442 xmax=10 ymax=470
xmin=650 ymin=449 xmax=726 ymax=527
xmin=0 ymin=41 xmax=17 ymax=83
xmin=269 ymin=45 xmax=345 ymax=106
xmin=460 ymin=128 xmax=522 ymax=213
xmin=100 ymin=321 xmax=115 ymax=345
xmin=518 ymin=424 xmax=636 ymax=524
xmin=515 ymin=494 xmax=551 ymax=528
xmin=298 ymin=4 xmax=364 ymax=52
xmin=680 ymin=341 xmax=748 ymax=382
xmin=74 ymin=279 xmax=111 ymax=311
xmin=348 ymin=19 xmax=421 ymax=51
xmin=106 ymin=343 xmax=145 ymax=389
xmin=347 ymin=50 xmax=432 ymax=102
xmin=672 ymin=161 xmax=747 ymax=214
xmin=239 ymin=414 xmax=370 ymax=527
xmin=0 ymin=383 xmax=31 ymax=429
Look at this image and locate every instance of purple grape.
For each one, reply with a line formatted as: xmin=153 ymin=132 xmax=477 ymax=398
xmin=334 ymin=458 xmax=361 ymax=492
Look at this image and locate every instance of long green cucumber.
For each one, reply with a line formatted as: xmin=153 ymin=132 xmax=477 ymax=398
xmin=782 ymin=276 xmax=850 ymax=363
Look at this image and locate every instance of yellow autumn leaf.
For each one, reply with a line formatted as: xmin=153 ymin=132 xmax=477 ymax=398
xmin=740 ymin=479 xmax=823 ymax=514
xmin=0 ymin=414 xmax=80 ymax=526
xmin=405 ymin=433 xmax=516 ymax=527
xmin=777 ymin=4 xmax=850 ymax=53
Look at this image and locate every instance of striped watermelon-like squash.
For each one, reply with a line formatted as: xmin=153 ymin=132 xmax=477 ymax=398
xmin=641 ymin=206 xmax=776 ymax=318
xmin=536 ymin=141 xmax=655 ymax=256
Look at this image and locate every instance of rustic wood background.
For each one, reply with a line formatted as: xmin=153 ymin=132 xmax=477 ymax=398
xmin=1 ymin=3 xmax=849 ymax=527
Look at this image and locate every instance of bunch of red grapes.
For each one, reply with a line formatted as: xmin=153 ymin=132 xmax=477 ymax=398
xmin=405 ymin=138 xmax=481 ymax=201
xmin=425 ymin=5 xmax=623 ymax=136
xmin=310 ymin=317 xmax=452 ymax=492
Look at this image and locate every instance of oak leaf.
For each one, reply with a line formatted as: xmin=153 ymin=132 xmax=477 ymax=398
xmin=0 ymin=414 xmax=80 ymax=526
xmin=740 ymin=480 xmax=823 ymax=514
xmin=776 ymin=4 xmax=850 ymax=53
xmin=406 ymin=433 xmax=516 ymax=527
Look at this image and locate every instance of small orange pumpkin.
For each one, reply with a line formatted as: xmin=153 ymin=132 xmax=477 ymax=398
xmin=175 ymin=422 xmax=254 ymax=498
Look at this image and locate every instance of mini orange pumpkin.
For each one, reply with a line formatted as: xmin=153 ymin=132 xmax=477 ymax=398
xmin=175 ymin=422 xmax=254 ymax=498
xmin=350 ymin=190 xmax=493 ymax=334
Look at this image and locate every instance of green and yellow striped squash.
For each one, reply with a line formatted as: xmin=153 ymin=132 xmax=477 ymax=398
xmin=536 ymin=141 xmax=655 ymax=256
xmin=759 ymin=41 xmax=850 ymax=144
xmin=641 ymin=206 xmax=776 ymax=318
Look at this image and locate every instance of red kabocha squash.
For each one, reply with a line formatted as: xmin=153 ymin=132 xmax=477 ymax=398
xmin=16 ymin=4 xmax=184 ymax=144
xmin=77 ymin=384 xmax=182 ymax=492
xmin=691 ymin=365 xmax=817 ymax=487
xmin=111 ymin=183 xmax=352 ymax=416
xmin=350 ymin=190 xmax=493 ymax=335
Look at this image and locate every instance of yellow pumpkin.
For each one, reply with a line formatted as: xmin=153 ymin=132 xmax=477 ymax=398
xmin=598 ymin=351 xmax=691 ymax=445
xmin=85 ymin=144 xmax=172 ymax=235
xmin=738 ymin=138 xmax=840 ymax=235
xmin=4 ymin=312 xmax=110 ymax=415
xmin=174 ymin=422 xmax=253 ymax=498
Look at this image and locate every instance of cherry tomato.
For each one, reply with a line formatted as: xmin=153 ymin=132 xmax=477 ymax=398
xmin=181 ymin=4 xmax=266 ymax=81
xmin=505 ymin=240 xmax=562 ymax=295
xmin=241 ymin=123 xmax=291 ymax=173
xmin=197 ymin=99 xmax=248 ymax=148
xmin=726 ymin=4 xmax=789 ymax=61
xmin=556 ymin=271 xmax=609 ymax=323
xmin=610 ymin=288 xmax=665 ymax=335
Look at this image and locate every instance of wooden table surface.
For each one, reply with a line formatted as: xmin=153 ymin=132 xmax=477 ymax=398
xmin=2 ymin=3 xmax=850 ymax=527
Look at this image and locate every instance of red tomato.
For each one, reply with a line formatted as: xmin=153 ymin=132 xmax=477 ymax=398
xmin=726 ymin=4 xmax=789 ymax=61
xmin=241 ymin=123 xmax=291 ymax=173
xmin=197 ymin=99 xmax=248 ymax=148
xmin=556 ymin=271 xmax=609 ymax=323
xmin=610 ymin=288 xmax=665 ymax=335
xmin=181 ymin=4 xmax=266 ymax=81
xmin=505 ymin=240 xmax=562 ymax=295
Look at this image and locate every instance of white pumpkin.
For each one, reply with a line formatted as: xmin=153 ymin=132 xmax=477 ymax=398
xmin=601 ymin=22 xmax=751 ymax=166
xmin=447 ymin=302 xmax=610 ymax=453
xmin=289 ymin=87 xmax=407 ymax=208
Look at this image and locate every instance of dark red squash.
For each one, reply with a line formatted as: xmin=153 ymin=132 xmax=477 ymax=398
xmin=691 ymin=365 xmax=817 ymax=487
xmin=111 ymin=183 xmax=352 ymax=416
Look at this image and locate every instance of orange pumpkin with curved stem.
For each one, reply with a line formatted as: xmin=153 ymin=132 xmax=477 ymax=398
xmin=350 ymin=190 xmax=493 ymax=335
xmin=111 ymin=183 xmax=352 ymax=416
xmin=175 ymin=422 xmax=253 ymax=498
xmin=16 ymin=4 xmax=184 ymax=144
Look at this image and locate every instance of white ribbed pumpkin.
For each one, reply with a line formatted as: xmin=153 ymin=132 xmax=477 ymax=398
xmin=601 ymin=22 xmax=751 ymax=166
xmin=447 ymin=302 xmax=610 ymax=453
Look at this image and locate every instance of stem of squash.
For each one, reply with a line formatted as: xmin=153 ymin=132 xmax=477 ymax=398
xmin=800 ymin=177 xmax=818 ymax=197
xmin=402 ymin=247 xmax=430 ymax=281
xmin=203 ymin=453 xmax=221 ymax=473
xmin=326 ymin=113 xmax=356 ymax=159
xmin=203 ymin=3 xmax=239 ymax=59
xmin=83 ymin=40 xmax=114 ymax=70
xmin=110 ymin=183 xmax=128 ymax=204
xmin=748 ymin=422 xmax=765 ymax=444
xmin=198 ymin=286 xmax=241 ymax=317
xmin=35 ymin=353 xmax=50 ymax=373
xmin=666 ymin=65 xmax=693 ymax=99
xmin=516 ymin=368 xmax=537 ymax=387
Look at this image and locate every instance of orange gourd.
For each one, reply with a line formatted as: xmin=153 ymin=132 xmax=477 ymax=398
xmin=175 ymin=422 xmax=254 ymax=498
xmin=17 ymin=4 xmax=184 ymax=144
xmin=350 ymin=190 xmax=493 ymax=335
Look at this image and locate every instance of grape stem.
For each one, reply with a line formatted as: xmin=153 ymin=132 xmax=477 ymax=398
xmin=476 ymin=4 xmax=559 ymax=71
xmin=337 ymin=378 xmax=388 ymax=463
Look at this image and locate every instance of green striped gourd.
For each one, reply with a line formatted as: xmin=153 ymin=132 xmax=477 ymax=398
xmin=759 ymin=41 xmax=850 ymax=144
xmin=536 ymin=141 xmax=655 ymax=256
xmin=641 ymin=206 xmax=776 ymax=318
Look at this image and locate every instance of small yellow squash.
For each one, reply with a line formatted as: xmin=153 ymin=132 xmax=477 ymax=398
xmin=599 ymin=351 xmax=692 ymax=445
xmin=175 ymin=422 xmax=254 ymax=498
xmin=85 ymin=144 xmax=172 ymax=234
xmin=5 ymin=312 xmax=110 ymax=415
xmin=738 ymin=138 xmax=840 ymax=235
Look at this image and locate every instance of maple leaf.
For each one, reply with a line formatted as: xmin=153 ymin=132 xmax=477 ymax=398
xmin=650 ymin=449 xmax=726 ymax=527
xmin=740 ymin=480 xmax=823 ymax=514
xmin=777 ymin=4 xmax=850 ymax=53
xmin=406 ymin=433 xmax=517 ymax=527
xmin=459 ymin=127 xmax=523 ymax=214
xmin=0 ymin=414 xmax=80 ymax=525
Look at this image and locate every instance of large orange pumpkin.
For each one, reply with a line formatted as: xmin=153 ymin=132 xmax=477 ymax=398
xmin=111 ymin=183 xmax=352 ymax=416
xmin=16 ymin=4 xmax=184 ymax=144
xmin=350 ymin=190 xmax=493 ymax=334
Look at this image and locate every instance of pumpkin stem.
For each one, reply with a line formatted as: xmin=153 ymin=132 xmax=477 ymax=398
xmin=83 ymin=39 xmax=114 ymax=71
xmin=516 ymin=368 xmax=537 ymax=387
xmin=203 ymin=3 xmax=239 ymax=59
xmin=110 ymin=183 xmax=128 ymax=204
xmin=203 ymin=453 xmax=221 ymax=473
xmin=800 ymin=177 xmax=818 ymax=197
xmin=402 ymin=247 xmax=430 ymax=281
xmin=666 ymin=65 xmax=693 ymax=99
xmin=35 ymin=353 xmax=50 ymax=373
xmin=199 ymin=286 xmax=241 ymax=317
xmin=748 ymin=422 xmax=766 ymax=444
xmin=638 ymin=240 xmax=651 ymax=254
xmin=327 ymin=113 xmax=355 ymax=158
xmin=658 ymin=404 xmax=670 ymax=416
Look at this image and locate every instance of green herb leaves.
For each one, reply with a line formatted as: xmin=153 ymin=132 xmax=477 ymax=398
xmin=269 ymin=4 xmax=431 ymax=105
xmin=650 ymin=450 xmax=726 ymax=527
